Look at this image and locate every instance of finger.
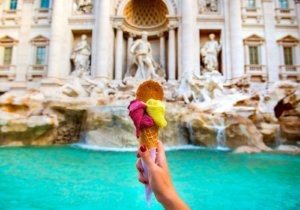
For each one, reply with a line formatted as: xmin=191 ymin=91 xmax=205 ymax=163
xmin=135 ymin=158 xmax=144 ymax=173
xmin=138 ymin=172 xmax=148 ymax=185
xmin=136 ymin=151 xmax=140 ymax=158
xmin=139 ymin=145 xmax=156 ymax=170
xmin=155 ymin=141 xmax=168 ymax=170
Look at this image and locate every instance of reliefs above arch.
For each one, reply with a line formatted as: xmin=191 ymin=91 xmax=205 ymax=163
xmin=74 ymin=0 xmax=93 ymax=14
xmin=199 ymin=0 xmax=219 ymax=14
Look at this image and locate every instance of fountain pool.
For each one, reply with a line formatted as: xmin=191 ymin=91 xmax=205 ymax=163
xmin=0 ymin=145 xmax=299 ymax=210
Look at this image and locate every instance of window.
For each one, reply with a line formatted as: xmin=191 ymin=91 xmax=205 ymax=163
xmin=249 ymin=46 xmax=259 ymax=65
xmin=9 ymin=0 xmax=18 ymax=10
xmin=40 ymin=0 xmax=50 ymax=9
xmin=3 ymin=47 xmax=13 ymax=65
xmin=246 ymin=0 xmax=256 ymax=8
xmin=36 ymin=46 xmax=46 ymax=65
xmin=279 ymin=0 xmax=289 ymax=9
xmin=283 ymin=47 xmax=294 ymax=65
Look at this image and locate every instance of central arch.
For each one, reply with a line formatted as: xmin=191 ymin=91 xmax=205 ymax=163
xmin=123 ymin=0 xmax=168 ymax=32
xmin=113 ymin=0 xmax=179 ymax=81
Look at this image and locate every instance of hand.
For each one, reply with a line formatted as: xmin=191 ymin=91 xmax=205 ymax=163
xmin=136 ymin=141 xmax=190 ymax=210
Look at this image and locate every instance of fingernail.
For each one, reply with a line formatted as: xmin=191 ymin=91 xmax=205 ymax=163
xmin=143 ymin=180 xmax=148 ymax=185
xmin=138 ymin=168 xmax=144 ymax=173
xmin=140 ymin=145 xmax=147 ymax=152
xmin=136 ymin=151 xmax=140 ymax=158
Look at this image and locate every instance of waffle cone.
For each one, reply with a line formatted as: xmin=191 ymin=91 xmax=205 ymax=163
xmin=140 ymin=125 xmax=159 ymax=150
xmin=136 ymin=80 xmax=164 ymax=103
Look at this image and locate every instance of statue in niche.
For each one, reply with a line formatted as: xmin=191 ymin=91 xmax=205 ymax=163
xmin=76 ymin=0 xmax=93 ymax=14
xmin=200 ymin=33 xmax=222 ymax=73
xmin=124 ymin=31 xmax=165 ymax=82
xmin=199 ymin=0 xmax=218 ymax=13
xmin=71 ymin=34 xmax=91 ymax=74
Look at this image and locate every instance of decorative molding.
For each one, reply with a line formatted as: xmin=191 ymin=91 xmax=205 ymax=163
xmin=243 ymin=34 xmax=265 ymax=45
xmin=0 ymin=35 xmax=19 ymax=46
xmin=277 ymin=35 xmax=299 ymax=46
xmin=30 ymin=35 xmax=49 ymax=46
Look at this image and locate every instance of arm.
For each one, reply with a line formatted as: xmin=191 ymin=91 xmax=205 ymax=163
xmin=130 ymin=40 xmax=139 ymax=54
xmin=136 ymin=141 xmax=190 ymax=210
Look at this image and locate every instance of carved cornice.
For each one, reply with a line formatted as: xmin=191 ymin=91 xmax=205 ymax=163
xmin=31 ymin=35 xmax=49 ymax=46
xmin=277 ymin=35 xmax=299 ymax=46
xmin=243 ymin=34 xmax=265 ymax=45
xmin=0 ymin=35 xmax=19 ymax=46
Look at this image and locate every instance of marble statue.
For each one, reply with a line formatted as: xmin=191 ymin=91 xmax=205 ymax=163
xmin=201 ymin=33 xmax=222 ymax=73
xmin=71 ymin=34 xmax=91 ymax=74
xmin=174 ymin=72 xmax=202 ymax=104
xmin=127 ymin=31 xmax=163 ymax=81
xmin=202 ymin=71 xmax=224 ymax=100
xmin=76 ymin=0 xmax=93 ymax=14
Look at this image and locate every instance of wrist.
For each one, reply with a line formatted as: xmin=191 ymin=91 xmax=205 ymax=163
xmin=158 ymin=188 xmax=179 ymax=209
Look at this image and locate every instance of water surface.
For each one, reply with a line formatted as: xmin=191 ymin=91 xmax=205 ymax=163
xmin=0 ymin=146 xmax=299 ymax=210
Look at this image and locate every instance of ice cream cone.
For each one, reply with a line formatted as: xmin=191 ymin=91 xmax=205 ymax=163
xmin=140 ymin=125 xmax=159 ymax=150
xmin=136 ymin=80 xmax=163 ymax=149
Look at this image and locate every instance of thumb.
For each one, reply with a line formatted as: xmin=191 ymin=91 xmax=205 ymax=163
xmin=139 ymin=145 xmax=155 ymax=170
xmin=156 ymin=141 xmax=168 ymax=170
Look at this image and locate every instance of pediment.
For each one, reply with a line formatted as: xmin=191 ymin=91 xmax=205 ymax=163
xmin=31 ymin=35 xmax=49 ymax=45
xmin=277 ymin=35 xmax=299 ymax=46
xmin=0 ymin=35 xmax=18 ymax=46
xmin=243 ymin=34 xmax=264 ymax=45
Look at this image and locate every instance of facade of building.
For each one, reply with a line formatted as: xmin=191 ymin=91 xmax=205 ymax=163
xmin=0 ymin=0 xmax=300 ymax=91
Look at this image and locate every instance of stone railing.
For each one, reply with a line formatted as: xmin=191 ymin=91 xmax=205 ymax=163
xmin=241 ymin=7 xmax=262 ymax=23
xmin=0 ymin=65 xmax=16 ymax=80
xmin=279 ymin=65 xmax=300 ymax=81
xmin=33 ymin=8 xmax=52 ymax=24
xmin=275 ymin=8 xmax=296 ymax=24
xmin=1 ymin=9 xmax=21 ymax=24
xmin=244 ymin=64 xmax=267 ymax=81
xmin=27 ymin=65 xmax=47 ymax=80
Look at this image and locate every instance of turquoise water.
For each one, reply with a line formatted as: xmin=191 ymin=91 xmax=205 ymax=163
xmin=0 ymin=146 xmax=299 ymax=210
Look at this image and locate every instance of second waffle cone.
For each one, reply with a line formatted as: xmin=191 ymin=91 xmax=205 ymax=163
xmin=140 ymin=125 xmax=159 ymax=150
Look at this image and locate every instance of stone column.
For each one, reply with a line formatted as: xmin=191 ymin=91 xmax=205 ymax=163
xmin=223 ymin=0 xmax=232 ymax=80
xmin=47 ymin=0 xmax=67 ymax=79
xmin=296 ymin=1 xmax=300 ymax=38
xmin=15 ymin=0 xmax=33 ymax=82
xmin=127 ymin=34 xmax=134 ymax=69
xmin=168 ymin=26 xmax=176 ymax=80
xmin=115 ymin=26 xmax=124 ymax=80
xmin=158 ymin=33 xmax=166 ymax=69
xmin=229 ymin=0 xmax=245 ymax=80
xmin=181 ymin=0 xmax=196 ymax=78
xmin=262 ymin=0 xmax=280 ymax=82
xmin=94 ymin=0 xmax=113 ymax=79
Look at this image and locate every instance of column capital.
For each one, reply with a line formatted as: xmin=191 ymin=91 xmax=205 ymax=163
xmin=112 ymin=16 xmax=125 ymax=30
xmin=157 ymin=32 xmax=165 ymax=38
xmin=113 ymin=22 xmax=124 ymax=30
xmin=128 ymin=33 xmax=136 ymax=38
xmin=168 ymin=23 xmax=178 ymax=30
